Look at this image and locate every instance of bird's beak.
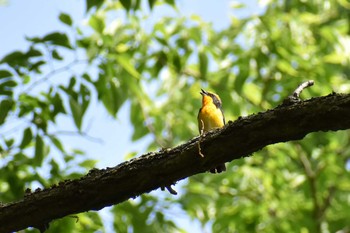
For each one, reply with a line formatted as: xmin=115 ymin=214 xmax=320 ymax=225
xmin=200 ymin=89 xmax=208 ymax=95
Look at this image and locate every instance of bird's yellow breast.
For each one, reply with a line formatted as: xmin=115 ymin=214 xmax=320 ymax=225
xmin=198 ymin=104 xmax=224 ymax=133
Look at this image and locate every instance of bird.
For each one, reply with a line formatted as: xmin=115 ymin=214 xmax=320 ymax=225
xmin=197 ymin=89 xmax=227 ymax=173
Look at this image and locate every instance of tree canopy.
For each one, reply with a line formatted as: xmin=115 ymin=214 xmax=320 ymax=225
xmin=0 ymin=0 xmax=349 ymax=232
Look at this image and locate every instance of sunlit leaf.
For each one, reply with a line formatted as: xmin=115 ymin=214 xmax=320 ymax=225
xmin=89 ymin=14 xmax=105 ymax=33
xmin=79 ymin=159 xmax=97 ymax=168
xmin=115 ymin=55 xmax=141 ymax=80
xmin=49 ymin=135 xmax=65 ymax=153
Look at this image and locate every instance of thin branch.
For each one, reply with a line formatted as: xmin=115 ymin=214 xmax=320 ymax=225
xmin=161 ymin=185 xmax=178 ymax=195
xmin=49 ymin=130 xmax=104 ymax=144
xmin=319 ymin=186 xmax=336 ymax=219
xmin=24 ymin=59 xmax=88 ymax=93
xmin=282 ymin=80 xmax=314 ymax=105
xmin=300 ymin=152 xmax=320 ymax=231
xmin=293 ymin=80 xmax=314 ymax=98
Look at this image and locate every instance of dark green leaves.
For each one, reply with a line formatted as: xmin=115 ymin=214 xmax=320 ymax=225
xmin=101 ymin=80 xmax=124 ymax=116
xmin=0 ymin=70 xmax=12 ymax=79
xmin=34 ymin=134 xmax=45 ymax=167
xmin=19 ymin=128 xmax=33 ymax=149
xmin=27 ymin=32 xmax=72 ymax=49
xmin=86 ymin=0 xmax=104 ymax=13
xmin=148 ymin=0 xmax=157 ymax=10
xmin=0 ymin=47 xmax=43 ymax=72
xmin=42 ymin=32 xmax=72 ymax=49
xmin=0 ymin=99 xmax=13 ymax=125
xmin=61 ymin=78 xmax=91 ymax=131
xmin=69 ymin=97 xmax=83 ymax=130
xmin=199 ymin=50 xmax=208 ymax=79
xmin=59 ymin=13 xmax=73 ymax=26
xmin=130 ymin=102 xmax=148 ymax=141
xmin=120 ymin=0 xmax=132 ymax=11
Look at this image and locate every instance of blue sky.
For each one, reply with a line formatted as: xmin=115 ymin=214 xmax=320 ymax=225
xmin=0 ymin=0 xmax=262 ymax=232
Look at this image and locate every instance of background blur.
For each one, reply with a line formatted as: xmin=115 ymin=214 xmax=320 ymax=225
xmin=0 ymin=0 xmax=350 ymax=232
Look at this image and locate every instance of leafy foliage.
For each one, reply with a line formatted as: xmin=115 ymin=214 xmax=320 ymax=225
xmin=0 ymin=0 xmax=349 ymax=232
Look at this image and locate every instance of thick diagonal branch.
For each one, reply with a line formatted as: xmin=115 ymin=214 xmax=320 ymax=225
xmin=1 ymin=93 xmax=350 ymax=233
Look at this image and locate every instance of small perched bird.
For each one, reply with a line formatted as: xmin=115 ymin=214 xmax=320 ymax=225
xmin=197 ymin=89 xmax=227 ymax=173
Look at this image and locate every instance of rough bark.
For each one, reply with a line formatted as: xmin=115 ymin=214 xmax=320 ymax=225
xmin=1 ymin=93 xmax=350 ymax=233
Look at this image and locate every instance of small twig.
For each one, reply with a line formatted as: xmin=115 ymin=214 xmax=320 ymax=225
xmin=161 ymin=185 xmax=177 ymax=195
xmin=319 ymin=186 xmax=336 ymax=219
xmin=198 ymin=119 xmax=205 ymax=157
xmin=24 ymin=59 xmax=88 ymax=93
xmin=293 ymin=80 xmax=314 ymax=98
xmin=50 ymin=131 xmax=104 ymax=144
xmin=299 ymin=151 xmax=322 ymax=232
xmin=282 ymin=80 xmax=314 ymax=105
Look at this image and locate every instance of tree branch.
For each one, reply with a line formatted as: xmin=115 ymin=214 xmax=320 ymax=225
xmin=1 ymin=93 xmax=350 ymax=232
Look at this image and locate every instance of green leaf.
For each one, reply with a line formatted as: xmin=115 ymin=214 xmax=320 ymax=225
xmin=20 ymin=128 xmax=33 ymax=149
xmin=69 ymin=97 xmax=83 ymax=130
xmin=276 ymin=60 xmax=298 ymax=76
xmin=42 ymin=32 xmax=72 ymax=49
xmin=34 ymin=135 xmax=44 ymax=167
xmin=155 ymin=36 xmax=168 ymax=46
xmin=234 ymin=64 xmax=249 ymax=94
xmin=27 ymin=47 xmax=42 ymax=57
xmin=29 ymin=60 xmax=46 ymax=72
xmin=102 ymin=80 xmax=124 ymax=116
xmin=79 ymin=159 xmax=96 ymax=168
xmin=148 ymin=0 xmax=156 ymax=10
xmin=165 ymin=0 xmax=175 ymax=6
xmin=115 ymin=55 xmax=141 ymax=80
xmin=120 ymin=0 xmax=131 ymax=11
xmin=1 ymin=51 xmax=23 ymax=63
xmin=0 ymin=99 xmax=13 ymax=125
xmin=130 ymin=102 xmax=148 ymax=141
xmin=89 ymin=14 xmax=105 ymax=33
xmin=0 ymin=70 xmax=12 ymax=79
xmin=52 ymin=93 xmax=66 ymax=118
xmin=80 ymin=84 xmax=91 ymax=114
xmin=172 ymin=52 xmax=181 ymax=72
xmin=0 ymin=79 xmax=17 ymax=88
xmin=49 ymin=136 xmax=65 ymax=153
xmin=59 ymin=12 xmax=73 ymax=26
xmin=199 ymin=51 xmax=208 ymax=79
xmin=52 ymin=50 xmax=63 ymax=60
xmin=50 ymin=159 xmax=61 ymax=177
xmin=5 ymin=138 xmax=14 ymax=148
xmin=82 ymin=73 xmax=91 ymax=82
xmin=133 ymin=0 xmax=141 ymax=10
xmin=86 ymin=0 xmax=103 ymax=12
